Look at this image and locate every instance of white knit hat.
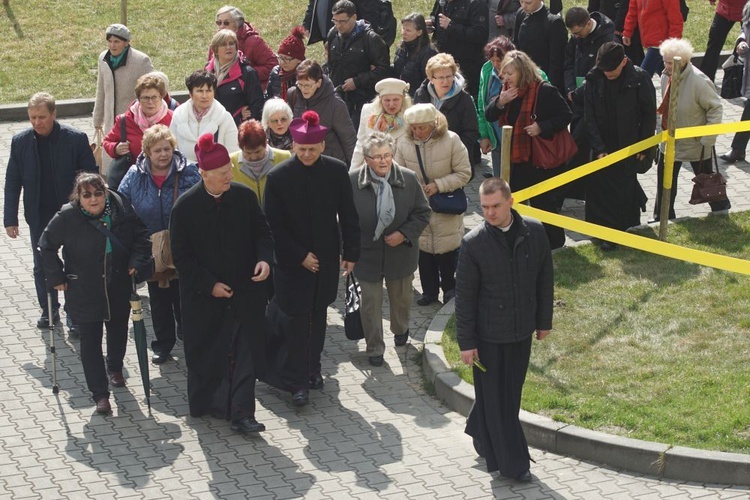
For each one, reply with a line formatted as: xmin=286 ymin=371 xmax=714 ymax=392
xmin=404 ymin=103 xmax=436 ymax=125
xmin=375 ymin=78 xmax=409 ymax=96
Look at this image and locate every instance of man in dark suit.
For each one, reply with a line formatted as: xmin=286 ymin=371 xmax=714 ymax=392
xmin=4 ymin=92 xmax=97 ymax=333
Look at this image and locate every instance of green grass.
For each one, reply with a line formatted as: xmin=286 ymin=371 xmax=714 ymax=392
xmin=443 ymin=212 xmax=750 ymax=453
xmin=0 ymin=0 xmax=735 ymax=104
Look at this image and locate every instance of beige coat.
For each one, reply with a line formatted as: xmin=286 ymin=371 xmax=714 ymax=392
xmin=394 ymin=120 xmax=471 ymax=255
xmin=93 ymin=47 xmax=153 ymax=170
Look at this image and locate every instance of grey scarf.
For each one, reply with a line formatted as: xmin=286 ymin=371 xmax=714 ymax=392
xmin=240 ymin=147 xmax=275 ymax=180
xmin=369 ymin=167 xmax=395 ymax=241
xmin=214 ymin=52 xmax=239 ymax=85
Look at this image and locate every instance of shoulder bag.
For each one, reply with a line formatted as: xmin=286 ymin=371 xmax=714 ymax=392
xmin=720 ymin=55 xmax=743 ymax=100
xmin=689 ymin=147 xmax=728 ymax=205
xmin=530 ymin=86 xmax=578 ymax=170
xmin=151 ymin=172 xmax=180 ymax=286
xmin=415 ymin=145 xmax=467 ymax=215
xmin=344 ymin=273 xmax=365 ymax=341
xmin=106 ymin=114 xmax=132 ymax=190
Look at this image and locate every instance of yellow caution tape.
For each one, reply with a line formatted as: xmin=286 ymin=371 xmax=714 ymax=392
xmin=514 ymin=133 xmax=666 ymax=203
xmin=674 ymin=120 xmax=750 ymax=139
xmin=515 ymin=204 xmax=750 ymax=275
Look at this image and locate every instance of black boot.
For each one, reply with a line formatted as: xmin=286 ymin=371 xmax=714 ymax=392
xmin=720 ymin=148 xmax=745 ymax=162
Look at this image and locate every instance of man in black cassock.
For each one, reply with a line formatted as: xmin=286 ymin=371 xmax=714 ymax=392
xmin=170 ymin=133 xmax=273 ymax=434
xmin=584 ymin=42 xmax=656 ymax=250
xmin=456 ymin=178 xmax=553 ymax=483
xmin=263 ymin=110 xmax=360 ymax=407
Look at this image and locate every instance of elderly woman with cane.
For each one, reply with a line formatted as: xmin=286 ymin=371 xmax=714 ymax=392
xmin=39 ymin=173 xmax=152 ymax=414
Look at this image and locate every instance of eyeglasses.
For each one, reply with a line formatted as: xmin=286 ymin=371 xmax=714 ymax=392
xmin=366 ymin=153 xmax=393 ymax=162
xmin=139 ymin=95 xmax=161 ymax=102
xmin=431 ymin=74 xmax=455 ymax=82
xmin=268 ymin=117 xmax=290 ymax=124
xmin=81 ymin=190 xmax=105 ymax=199
xmin=296 ymin=82 xmax=317 ymax=90
xmin=331 ymin=17 xmax=351 ymax=25
xmin=278 ymin=55 xmax=296 ymax=63
xmin=215 ymin=20 xmax=233 ymax=27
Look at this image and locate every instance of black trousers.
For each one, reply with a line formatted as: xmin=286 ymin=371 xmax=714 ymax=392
xmin=654 ymin=156 xmax=732 ymax=219
xmin=30 ymin=221 xmax=59 ymax=314
xmin=267 ymin=303 xmax=328 ymax=392
xmin=700 ymin=13 xmax=736 ymax=82
xmin=465 ymin=337 xmax=533 ymax=477
xmin=418 ymin=249 xmax=458 ymax=299
xmin=510 ymin=162 xmax=566 ymax=249
xmin=187 ymin=318 xmax=258 ymax=420
xmin=147 ymin=280 xmax=181 ymax=356
xmin=78 ymin=298 xmax=130 ymax=402
xmin=731 ymin=99 xmax=750 ymax=151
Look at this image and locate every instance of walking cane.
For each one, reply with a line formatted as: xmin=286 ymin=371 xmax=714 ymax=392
xmin=48 ymin=292 xmax=59 ymax=394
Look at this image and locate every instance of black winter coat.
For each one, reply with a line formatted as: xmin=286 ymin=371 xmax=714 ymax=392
xmin=169 ymin=182 xmax=273 ymax=378
xmin=563 ymin=12 xmax=617 ymax=104
xmin=393 ymin=40 xmax=438 ymax=97
xmin=414 ymin=79 xmax=480 ymax=165
xmin=264 ymin=155 xmax=360 ymax=315
xmin=486 ymin=82 xmax=572 ymax=141
xmin=209 ymin=58 xmax=265 ymax=125
xmin=514 ymin=5 xmax=568 ymax=93
xmin=430 ymin=0 xmax=489 ymax=96
xmin=455 ymin=211 xmax=554 ymax=349
xmin=38 ymin=191 xmax=152 ymax=323
xmin=265 ymin=65 xmax=297 ymax=100
xmin=327 ymin=20 xmax=391 ymax=108
xmin=4 ymin=122 xmax=97 ymax=230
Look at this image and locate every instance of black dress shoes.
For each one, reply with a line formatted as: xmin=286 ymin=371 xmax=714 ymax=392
xmin=151 ymin=352 xmax=171 ymax=364
xmin=720 ymin=148 xmax=745 ymax=162
xmin=230 ymin=416 xmax=265 ymax=434
xmin=308 ymin=373 xmax=324 ymax=390
xmin=515 ymin=470 xmax=532 ymax=483
xmin=368 ymin=355 xmax=384 ymax=367
xmin=292 ymin=389 xmax=309 ymax=406
xmin=417 ymin=295 xmax=438 ymax=306
xmin=109 ymin=371 xmax=126 ymax=388
xmin=37 ymin=309 xmax=60 ymax=329
xmin=394 ymin=330 xmax=409 ymax=346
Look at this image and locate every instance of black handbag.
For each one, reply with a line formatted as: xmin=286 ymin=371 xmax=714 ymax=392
xmin=720 ymin=56 xmax=743 ymax=99
xmin=344 ymin=273 xmax=365 ymax=341
xmin=106 ymin=114 xmax=132 ymax=190
xmin=689 ymin=147 xmax=729 ymax=205
xmin=415 ymin=145 xmax=468 ymax=215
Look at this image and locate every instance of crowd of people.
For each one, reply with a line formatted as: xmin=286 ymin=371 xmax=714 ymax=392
xmin=3 ymin=0 xmax=747 ymax=485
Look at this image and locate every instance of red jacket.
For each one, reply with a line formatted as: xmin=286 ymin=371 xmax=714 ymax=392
xmin=623 ymin=0 xmax=683 ymax=48
xmin=102 ymin=106 xmax=173 ymax=160
xmin=715 ymin=0 xmax=745 ymax=22
xmin=208 ymin=22 xmax=277 ymax=91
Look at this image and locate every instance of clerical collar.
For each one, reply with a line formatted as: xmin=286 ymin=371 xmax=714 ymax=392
xmin=204 ymin=184 xmax=223 ymax=199
xmin=498 ymin=214 xmax=514 ymax=232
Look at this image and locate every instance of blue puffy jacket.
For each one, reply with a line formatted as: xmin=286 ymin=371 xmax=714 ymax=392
xmin=118 ymin=150 xmax=201 ymax=235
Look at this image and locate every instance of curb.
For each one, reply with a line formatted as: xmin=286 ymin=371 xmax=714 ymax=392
xmin=422 ymin=299 xmax=750 ymax=486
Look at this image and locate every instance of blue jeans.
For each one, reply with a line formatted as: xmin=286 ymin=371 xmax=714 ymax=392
xmin=640 ymin=47 xmax=664 ymax=78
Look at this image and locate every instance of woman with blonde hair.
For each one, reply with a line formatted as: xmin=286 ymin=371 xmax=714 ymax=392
xmin=485 ymin=50 xmax=572 ymax=249
xmin=350 ymin=78 xmax=413 ymax=169
xmin=414 ymin=53 xmax=480 ymax=172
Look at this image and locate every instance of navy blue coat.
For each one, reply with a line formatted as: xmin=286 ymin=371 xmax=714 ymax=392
xmin=118 ymin=150 xmax=201 ymax=235
xmin=4 ymin=122 xmax=97 ymax=231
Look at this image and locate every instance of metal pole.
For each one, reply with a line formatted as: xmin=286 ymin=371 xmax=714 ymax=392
xmin=120 ymin=0 xmax=127 ymax=26
xmin=500 ymin=125 xmax=512 ymax=183
xmin=658 ymin=56 xmax=682 ymax=241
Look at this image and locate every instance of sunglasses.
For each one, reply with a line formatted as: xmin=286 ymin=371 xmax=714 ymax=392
xmin=81 ymin=190 xmax=105 ymax=199
xmin=215 ymin=20 xmax=233 ymax=27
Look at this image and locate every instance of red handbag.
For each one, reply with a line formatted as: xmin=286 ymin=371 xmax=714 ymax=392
xmin=689 ymin=147 xmax=728 ymax=205
xmin=530 ymin=88 xmax=578 ymax=169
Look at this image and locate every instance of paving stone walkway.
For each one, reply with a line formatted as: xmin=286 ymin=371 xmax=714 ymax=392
xmin=1 ymin=90 xmax=749 ymax=498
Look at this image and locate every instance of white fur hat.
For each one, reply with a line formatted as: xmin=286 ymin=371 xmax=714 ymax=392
xmin=404 ymin=103 xmax=436 ymax=125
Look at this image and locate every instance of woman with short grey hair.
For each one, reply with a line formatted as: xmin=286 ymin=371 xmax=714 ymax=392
xmin=349 ymin=132 xmax=431 ymax=367
xmin=210 ymin=5 xmax=277 ymax=90
xmin=261 ymin=98 xmax=294 ymax=150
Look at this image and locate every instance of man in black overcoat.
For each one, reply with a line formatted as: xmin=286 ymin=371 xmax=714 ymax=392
xmin=456 ymin=178 xmax=553 ymax=483
xmin=264 ymin=110 xmax=360 ymax=407
xmin=170 ymin=133 xmax=273 ymax=434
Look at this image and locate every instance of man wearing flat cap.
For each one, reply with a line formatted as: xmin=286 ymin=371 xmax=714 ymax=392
xmin=583 ymin=41 xmax=656 ymax=250
xmin=93 ymin=24 xmax=153 ymax=171
xmin=264 ymin=110 xmax=360 ymax=407
xmin=170 ymin=133 xmax=273 ymax=434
